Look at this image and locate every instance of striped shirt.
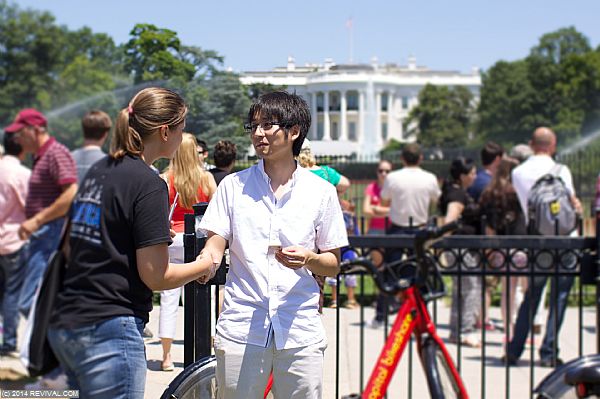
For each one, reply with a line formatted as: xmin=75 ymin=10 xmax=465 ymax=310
xmin=25 ymin=137 xmax=77 ymax=219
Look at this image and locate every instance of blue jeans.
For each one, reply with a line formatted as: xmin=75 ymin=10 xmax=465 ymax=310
xmin=507 ymin=254 xmax=575 ymax=361
xmin=19 ymin=218 xmax=64 ymax=316
xmin=0 ymin=246 xmax=27 ymax=350
xmin=48 ymin=316 xmax=147 ymax=399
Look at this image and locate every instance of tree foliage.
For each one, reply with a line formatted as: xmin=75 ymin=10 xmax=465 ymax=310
xmin=0 ymin=3 xmax=254 ymax=155
xmin=404 ymin=84 xmax=474 ymax=148
xmin=478 ymin=26 xmax=600 ymax=148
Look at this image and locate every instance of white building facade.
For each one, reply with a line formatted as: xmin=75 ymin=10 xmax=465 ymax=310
xmin=240 ymin=57 xmax=481 ymax=157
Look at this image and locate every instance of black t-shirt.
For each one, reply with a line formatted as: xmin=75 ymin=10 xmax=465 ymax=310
xmin=440 ymin=183 xmax=480 ymax=235
xmin=51 ymin=155 xmax=171 ymax=328
xmin=209 ymin=167 xmax=229 ymax=186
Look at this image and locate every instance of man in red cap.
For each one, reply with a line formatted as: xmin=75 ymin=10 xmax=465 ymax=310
xmin=4 ymin=108 xmax=78 ymax=317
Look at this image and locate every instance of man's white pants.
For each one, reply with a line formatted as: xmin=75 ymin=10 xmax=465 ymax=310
xmin=214 ymin=332 xmax=326 ymax=399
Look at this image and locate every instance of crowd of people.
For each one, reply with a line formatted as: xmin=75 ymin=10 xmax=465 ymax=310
xmin=362 ymin=130 xmax=581 ymax=369
xmin=0 ymin=86 xmax=588 ymax=398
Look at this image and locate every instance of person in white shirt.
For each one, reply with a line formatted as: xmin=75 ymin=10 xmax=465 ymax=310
xmin=380 ymin=143 xmax=441 ymax=229
xmin=198 ymin=91 xmax=348 ymax=399
xmin=368 ymin=143 xmax=440 ymax=328
xmin=0 ymin=132 xmax=30 ymax=354
xmin=504 ymin=126 xmax=582 ymax=368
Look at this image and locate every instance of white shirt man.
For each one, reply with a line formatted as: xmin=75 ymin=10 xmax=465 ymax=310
xmin=505 ymin=126 xmax=581 ymax=367
xmin=198 ymin=92 xmax=348 ymax=399
xmin=512 ymin=155 xmax=575 ymax=224
xmin=381 ymin=143 xmax=440 ymax=227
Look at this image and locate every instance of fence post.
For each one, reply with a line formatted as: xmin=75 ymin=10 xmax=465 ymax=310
xmin=183 ymin=203 xmax=212 ymax=366
xmin=596 ymin=208 xmax=600 ymax=354
xmin=183 ymin=212 xmax=196 ymax=367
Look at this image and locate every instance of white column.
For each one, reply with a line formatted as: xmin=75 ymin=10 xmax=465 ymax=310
xmin=310 ymin=92 xmax=318 ymax=140
xmin=358 ymin=90 xmax=365 ymax=145
xmin=340 ymin=90 xmax=348 ymax=141
xmin=386 ymin=91 xmax=393 ymax=142
xmin=375 ymin=90 xmax=383 ymax=147
xmin=323 ymin=91 xmax=331 ymax=141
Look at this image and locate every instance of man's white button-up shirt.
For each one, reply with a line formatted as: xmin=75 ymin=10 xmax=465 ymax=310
xmin=199 ymin=160 xmax=349 ymax=350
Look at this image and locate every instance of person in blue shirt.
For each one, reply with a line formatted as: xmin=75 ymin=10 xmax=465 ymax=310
xmin=467 ymin=141 xmax=504 ymax=203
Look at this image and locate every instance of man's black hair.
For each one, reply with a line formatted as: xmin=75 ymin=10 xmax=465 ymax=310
xmin=3 ymin=133 xmax=22 ymax=156
xmin=213 ymin=140 xmax=237 ymax=168
xmin=481 ymin=141 xmax=504 ymax=166
xmin=401 ymin=143 xmax=422 ymax=165
xmin=247 ymin=91 xmax=311 ymax=156
xmin=197 ymin=139 xmax=209 ymax=153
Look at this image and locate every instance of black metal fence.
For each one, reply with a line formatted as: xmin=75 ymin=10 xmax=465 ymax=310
xmin=182 ymin=207 xmax=600 ymax=398
xmin=338 ymin=231 xmax=599 ymax=398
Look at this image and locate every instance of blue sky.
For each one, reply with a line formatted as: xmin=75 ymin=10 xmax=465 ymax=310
xmin=14 ymin=0 xmax=600 ymax=74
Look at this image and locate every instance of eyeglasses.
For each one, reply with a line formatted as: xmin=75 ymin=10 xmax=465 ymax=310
xmin=378 ymin=169 xmax=391 ymax=174
xmin=243 ymin=121 xmax=289 ymax=134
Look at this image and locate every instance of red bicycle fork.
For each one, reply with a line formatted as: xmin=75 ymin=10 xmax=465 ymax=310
xmin=361 ymin=287 xmax=469 ymax=399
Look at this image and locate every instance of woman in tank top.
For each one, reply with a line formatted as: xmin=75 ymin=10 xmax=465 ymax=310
xmin=158 ymin=132 xmax=217 ymax=371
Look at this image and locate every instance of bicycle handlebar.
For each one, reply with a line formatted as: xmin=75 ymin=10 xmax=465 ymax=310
xmin=340 ymin=221 xmax=461 ymax=295
xmin=412 ymin=220 xmax=461 ymax=242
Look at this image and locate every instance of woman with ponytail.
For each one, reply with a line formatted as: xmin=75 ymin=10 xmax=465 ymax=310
xmin=158 ymin=132 xmax=217 ymax=371
xmin=47 ymin=88 xmax=218 ymax=399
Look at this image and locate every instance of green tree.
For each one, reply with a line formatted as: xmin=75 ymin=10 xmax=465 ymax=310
xmin=184 ymin=72 xmax=252 ymax=155
xmin=477 ymin=60 xmax=536 ymax=144
xmin=124 ymin=24 xmax=222 ymax=84
xmin=124 ymin=24 xmax=193 ymax=84
xmin=404 ymin=84 xmax=474 ymax=148
xmin=478 ymin=27 xmax=600 ymax=147
xmin=0 ymin=1 xmax=67 ymax=122
xmin=526 ymin=27 xmax=593 ymax=144
xmin=246 ymin=82 xmax=287 ymax=101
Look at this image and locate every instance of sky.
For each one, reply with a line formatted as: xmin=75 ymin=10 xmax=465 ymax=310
xmin=13 ymin=0 xmax=600 ymax=74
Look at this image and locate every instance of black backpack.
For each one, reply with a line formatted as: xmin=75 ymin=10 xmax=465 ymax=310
xmin=527 ymin=164 xmax=577 ymax=236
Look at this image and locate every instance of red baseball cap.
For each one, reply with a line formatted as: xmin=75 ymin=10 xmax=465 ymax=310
xmin=4 ymin=108 xmax=47 ymax=133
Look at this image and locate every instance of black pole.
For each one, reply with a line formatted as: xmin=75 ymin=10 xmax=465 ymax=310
xmin=192 ymin=203 xmax=212 ymax=361
xmin=183 ymin=213 xmax=196 ymax=367
xmin=596 ymin=208 xmax=600 ymax=354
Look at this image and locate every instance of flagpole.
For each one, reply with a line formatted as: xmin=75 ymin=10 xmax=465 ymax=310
xmin=347 ymin=17 xmax=354 ymax=64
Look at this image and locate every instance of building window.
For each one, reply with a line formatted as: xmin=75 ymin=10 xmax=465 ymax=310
xmin=317 ymin=93 xmax=324 ymax=112
xmin=331 ymin=122 xmax=339 ymax=140
xmin=348 ymin=122 xmax=357 ymax=141
xmin=402 ymin=96 xmax=409 ymax=109
xmin=382 ymin=122 xmax=388 ymax=141
xmin=381 ymin=93 xmax=388 ymax=111
xmin=347 ymin=92 xmax=359 ymax=111
xmin=317 ymin=122 xmax=324 ymax=139
xmin=329 ymin=92 xmax=340 ymax=111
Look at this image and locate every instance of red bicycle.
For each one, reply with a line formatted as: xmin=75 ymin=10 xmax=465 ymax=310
xmin=340 ymin=221 xmax=469 ymax=399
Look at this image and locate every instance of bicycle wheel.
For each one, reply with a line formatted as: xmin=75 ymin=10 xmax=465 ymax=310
xmin=421 ymin=337 xmax=462 ymax=398
xmin=534 ymin=354 xmax=600 ymax=399
xmin=160 ymin=356 xmax=218 ymax=399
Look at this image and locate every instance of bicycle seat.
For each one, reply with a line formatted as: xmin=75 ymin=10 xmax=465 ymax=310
xmin=565 ymin=366 xmax=600 ymax=386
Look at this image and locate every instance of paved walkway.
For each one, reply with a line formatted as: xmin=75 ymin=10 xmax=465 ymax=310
xmin=1 ymin=303 xmax=597 ymax=398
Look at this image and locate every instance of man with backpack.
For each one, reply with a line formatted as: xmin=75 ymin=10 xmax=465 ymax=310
xmin=503 ymin=127 xmax=582 ymax=368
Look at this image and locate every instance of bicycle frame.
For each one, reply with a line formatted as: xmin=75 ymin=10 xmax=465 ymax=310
xmin=361 ymin=285 xmax=469 ymax=399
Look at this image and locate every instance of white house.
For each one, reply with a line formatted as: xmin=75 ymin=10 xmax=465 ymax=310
xmin=240 ymin=56 xmax=481 ymax=157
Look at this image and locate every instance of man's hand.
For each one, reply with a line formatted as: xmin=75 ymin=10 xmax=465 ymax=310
xmin=195 ymin=251 xmax=220 ymax=284
xmin=275 ymin=245 xmax=317 ymax=270
xmin=18 ymin=217 xmax=41 ymax=240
